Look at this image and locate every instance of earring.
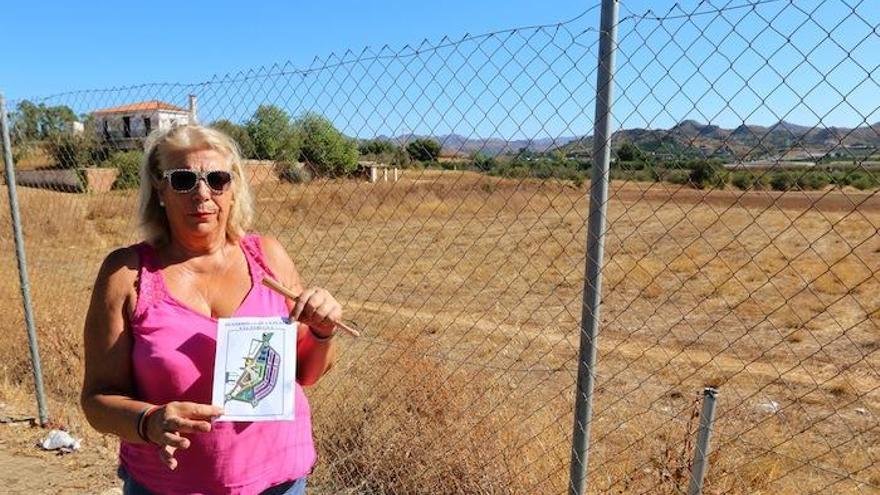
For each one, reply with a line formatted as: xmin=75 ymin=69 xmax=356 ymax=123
xmin=159 ymin=200 xmax=165 ymax=207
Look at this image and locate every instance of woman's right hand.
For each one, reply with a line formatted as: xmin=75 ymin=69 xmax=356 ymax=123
xmin=144 ymin=401 xmax=223 ymax=470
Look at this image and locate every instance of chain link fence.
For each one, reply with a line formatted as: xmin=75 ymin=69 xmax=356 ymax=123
xmin=1 ymin=0 xmax=878 ymax=493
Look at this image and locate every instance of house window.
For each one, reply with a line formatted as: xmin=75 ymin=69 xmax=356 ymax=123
xmin=144 ymin=117 xmax=152 ymax=135
xmin=102 ymin=120 xmax=110 ymax=140
xmin=123 ymin=116 xmax=131 ymax=138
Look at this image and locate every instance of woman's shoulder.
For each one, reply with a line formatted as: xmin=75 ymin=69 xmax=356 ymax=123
xmin=248 ymin=234 xmax=285 ymax=265
xmin=252 ymin=234 xmax=282 ymax=256
xmin=90 ymin=246 xmax=142 ymax=313
xmin=248 ymin=234 xmax=298 ymax=284
xmin=95 ymin=245 xmax=141 ymax=286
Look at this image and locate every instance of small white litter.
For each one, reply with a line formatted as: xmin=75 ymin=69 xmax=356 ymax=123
xmin=855 ymin=407 xmax=868 ymax=416
xmin=757 ymin=400 xmax=781 ymax=414
xmin=39 ymin=429 xmax=81 ymax=452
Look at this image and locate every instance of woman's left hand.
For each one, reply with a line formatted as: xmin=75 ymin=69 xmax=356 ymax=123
xmin=290 ymin=287 xmax=342 ymax=338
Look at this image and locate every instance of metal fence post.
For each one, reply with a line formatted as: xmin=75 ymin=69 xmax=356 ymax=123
xmin=688 ymin=388 xmax=719 ymax=495
xmin=0 ymin=93 xmax=49 ymax=426
xmin=569 ymin=1 xmax=619 ymax=494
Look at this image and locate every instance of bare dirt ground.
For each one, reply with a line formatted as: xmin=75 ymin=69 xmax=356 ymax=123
xmin=0 ymin=402 xmax=119 ymax=494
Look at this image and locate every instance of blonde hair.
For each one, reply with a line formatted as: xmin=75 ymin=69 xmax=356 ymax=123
xmin=138 ymin=124 xmax=254 ymax=245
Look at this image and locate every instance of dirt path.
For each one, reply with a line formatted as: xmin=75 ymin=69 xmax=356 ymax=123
xmin=0 ymin=448 xmax=116 ymax=495
xmin=345 ymin=299 xmax=867 ymax=394
xmin=0 ymin=416 xmax=119 ymax=495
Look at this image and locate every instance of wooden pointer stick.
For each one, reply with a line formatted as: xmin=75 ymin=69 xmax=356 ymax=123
xmin=261 ymin=276 xmax=361 ymax=337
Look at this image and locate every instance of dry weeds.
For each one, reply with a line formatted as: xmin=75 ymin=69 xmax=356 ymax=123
xmin=0 ymin=171 xmax=877 ymax=493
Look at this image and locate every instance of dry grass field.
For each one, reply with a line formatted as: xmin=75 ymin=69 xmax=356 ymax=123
xmin=0 ymin=170 xmax=877 ymax=494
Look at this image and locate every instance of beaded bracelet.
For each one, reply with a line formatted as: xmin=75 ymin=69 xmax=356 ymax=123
xmin=136 ymin=405 xmax=160 ymax=445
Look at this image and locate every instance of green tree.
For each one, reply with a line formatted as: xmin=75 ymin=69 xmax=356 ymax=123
xmin=42 ymin=105 xmax=77 ymax=136
xmin=211 ymin=119 xmax=256 ymax=159
xmin=406 ymin=138 xmax=441 ymax=162
xmin=616 ymin=142 xmax=644 ymax=162
xmin=358 ymin=139 xmax=397 ymax=156
xmin=293 ymin=112 xmax=358 ymax=176
xmin=12 ymin=100 xmax=43 ymax=141
xmin=390 ymin=146 xmax=411 ymax=168
xmin=246 ymin=105 xmax=298 ymax=161
xmin=358 ymin=139 xmax=403 ymax=167
xmin=470 ymin=151 xmax=496 ymax=172
xmin=11 ymin=100 xmax=76 ymax=141
xmin=689 ymin=161 xmax=728 ymax=189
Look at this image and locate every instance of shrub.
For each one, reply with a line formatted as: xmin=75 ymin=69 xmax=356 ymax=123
xmin=795 ymin=171 xmax=831 ymax=191
xmin=11 ymin=140 xmax=37 ymax=164
xmin=211 ymin=120 xmax=256 ymax=159
xmin=358 ymin=139 xmax=397 ymax=157
xmin=689 ymin=161 xmax=727 ymax=189
xmin=827 ymin=169 xmax=879 ymax=189
xmin=663 ymin=169 xmax=691 ymax=185
xmin=616 ymin=160 xmax=646 ymax=171
xmin=277 ymin=161 xmax=312 ymax=184
xmin=633 ymin=169 xmax=655 ymax=182
xmin=616 ymin=142 xmax=645 ymax=162
xmin=556 ymin=168 xmax=586 ymax=184
xmin=769 ymin=171 xmax=796 ymax=191
xmin=611 ymin=168 xmax=654 ymax=183
xmin=46 ymin=133 xmax=100 ymax=169
xmin=729 ymin=171 xmax=775 ymax=190
xmin=501 ymin=165 xmax=531 ymax=179
xmin=530 ymin=161 xmax=555 ymax=179
xmin=106 ymin=151 xmax=144 ymax=189
xmin=246 ymin=105 xmax=299 ymax=161
xmin=294 ymin=113 xmax=359 ymax=177
xmin=830 ymin=170 xmax=850 ymax=188
xmin=731 ymin=171 xmax=756 ymax=190
xmin=358 ymin=140 xmax=404 ymax=168
xmin=754 ymin=172 xmax=771 ymax=190
xmin=406 ymin=138 xmax=441 ymax=162
xmin=317 ymin=354 xmax=530 ymax=493
xmin=848 ymin=171 xmax=878 ymax=190
xmin=390 ymin=146 xmax=412 ymax=168
xmin=470 ymin=152 xmax=496 ymax=172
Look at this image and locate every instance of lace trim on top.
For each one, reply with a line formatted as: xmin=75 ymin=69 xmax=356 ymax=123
xmin=132 ymin=242 xmax=164 ymax=320
xmin=240 ymin=234 xmax=278 ymax=282
xmin=132 ymin=235 xmax=276 ymax=320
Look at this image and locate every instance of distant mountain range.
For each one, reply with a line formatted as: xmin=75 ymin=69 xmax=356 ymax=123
xmin=375 ymin=120 xmax=880 ymax=158
xmin=374 ymin=133 xmax=579 ymax=156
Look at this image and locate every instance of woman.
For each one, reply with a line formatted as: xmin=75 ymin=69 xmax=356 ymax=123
xmin=81 ymin=124 xmax=341 ymax=495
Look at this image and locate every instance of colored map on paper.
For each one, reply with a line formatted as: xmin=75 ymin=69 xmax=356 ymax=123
xmin=212 ymin=317 xmax=297 ymax=421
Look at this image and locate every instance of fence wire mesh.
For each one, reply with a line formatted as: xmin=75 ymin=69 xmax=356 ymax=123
xmin=1 ymin=0 xmax=878 ymax=493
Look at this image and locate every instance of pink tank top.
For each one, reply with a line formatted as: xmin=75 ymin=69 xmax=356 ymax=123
xmin=119 ymin=234 xmax=317 ymax=495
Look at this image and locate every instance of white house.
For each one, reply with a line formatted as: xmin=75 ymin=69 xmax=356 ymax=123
xmin=91 ymin=96 xmax=198 ymax=149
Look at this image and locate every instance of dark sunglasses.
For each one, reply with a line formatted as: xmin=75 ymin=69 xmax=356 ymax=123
xmin=162 ymin=169 xmax=233 ymax=194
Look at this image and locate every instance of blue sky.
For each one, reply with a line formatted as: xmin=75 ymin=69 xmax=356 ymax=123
xmin=5 ymin=1 xmax=879 ymax=140
xmin=3 ymin=0 xmax=599 ymax=98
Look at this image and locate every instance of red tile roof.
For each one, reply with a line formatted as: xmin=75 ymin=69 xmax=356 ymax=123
xmin=92 ymin=100 xmax=188 ymax=115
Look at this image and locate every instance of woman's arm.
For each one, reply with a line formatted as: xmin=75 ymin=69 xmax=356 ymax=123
xmin=81 ymin=248 xmax=220 ymax=470
xmin=260 ymin=236 xmax=339 ymax=386
xmin=80 ymin=247 xmax=151 ymax=442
